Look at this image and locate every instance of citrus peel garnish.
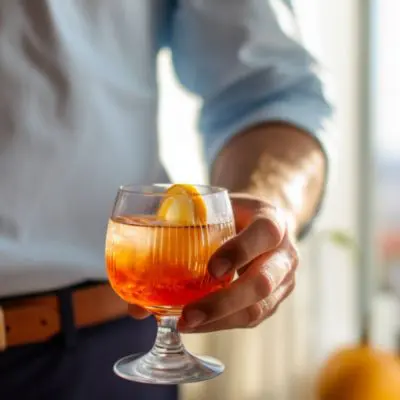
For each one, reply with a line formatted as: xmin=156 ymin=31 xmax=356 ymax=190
xmin=157 ymin=184 xmax=207 ymax=225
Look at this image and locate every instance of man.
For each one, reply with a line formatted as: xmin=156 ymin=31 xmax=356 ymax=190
xmin=0 ymin=1 xmax=332 ymax=399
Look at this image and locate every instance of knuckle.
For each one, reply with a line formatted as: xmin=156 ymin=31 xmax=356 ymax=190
xmin=265 ymin=304 xmax=280 ymax=318
xmin=250 ymin=272 xmax=273 ymax=300
xmin=261 ymin=253 xmax=290 ymax=289
xmin=253 ymin=216 xmax=282 ymax=244
xmin=245 ymin=303 xmax=264 ymax=328
xmin=259 ymin=203 xmax=279 ymax=218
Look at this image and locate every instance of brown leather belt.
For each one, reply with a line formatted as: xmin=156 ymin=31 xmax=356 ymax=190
xmin=0 ymin=283 xmax=129 ymax=351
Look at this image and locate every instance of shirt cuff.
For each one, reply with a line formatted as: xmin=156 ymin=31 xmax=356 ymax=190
xmin=202 ymin=97 xmax=332 ymax=168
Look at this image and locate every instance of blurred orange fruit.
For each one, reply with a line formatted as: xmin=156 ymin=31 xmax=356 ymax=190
xmin=316 ymin=346 xmax=400 ymax=400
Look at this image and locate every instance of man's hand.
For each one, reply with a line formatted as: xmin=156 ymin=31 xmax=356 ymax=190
xmin=128 ymin=193 xmax=299 ymax=333
xmin=178 ymin=194 xmax=298 ymax=333
xmin=129 ymin=124 xmax=325 ymax=330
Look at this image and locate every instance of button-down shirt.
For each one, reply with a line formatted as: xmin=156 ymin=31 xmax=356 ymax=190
xmin=0 ymin=0 xmax=332 ymax=297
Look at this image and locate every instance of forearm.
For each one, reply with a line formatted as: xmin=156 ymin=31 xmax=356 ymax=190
xmin=211 ymin=123 xmax=326 ymax=236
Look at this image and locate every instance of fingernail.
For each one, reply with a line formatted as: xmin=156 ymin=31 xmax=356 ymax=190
xmin=209 ymin=258 xmax=231 ymax=278
xmin=183 ymin=309 xmax=206 ymax=327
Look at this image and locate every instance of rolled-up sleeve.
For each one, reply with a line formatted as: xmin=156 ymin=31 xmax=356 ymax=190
xmin=170 ymin=0 xmax=334 ymax=166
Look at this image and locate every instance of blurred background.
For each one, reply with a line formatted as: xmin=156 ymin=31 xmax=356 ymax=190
xmin=157 ymin=0 xmax=400 ymax=399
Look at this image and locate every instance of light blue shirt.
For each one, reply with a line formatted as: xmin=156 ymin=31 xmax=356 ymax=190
xmin=0 ymin=0 xmax=332 ymax=297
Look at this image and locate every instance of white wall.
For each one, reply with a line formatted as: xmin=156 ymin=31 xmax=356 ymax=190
xmin=293 ymin=0 xmax=362 ymax=364
xmin=374 ymin=0 xmax=400 ymax=158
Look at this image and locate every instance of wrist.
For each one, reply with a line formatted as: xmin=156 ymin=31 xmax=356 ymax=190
xmin=212 ymin=123 xmax=326 ymax=239
xmin=245 ymin=159 xmax=304 ymax=236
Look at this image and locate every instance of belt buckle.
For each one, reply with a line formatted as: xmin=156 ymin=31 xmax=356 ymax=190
xmin=0 ymin=306 xmax=6 ymax=351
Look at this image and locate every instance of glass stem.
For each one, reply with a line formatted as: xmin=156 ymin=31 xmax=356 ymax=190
xmin=151 ymin=316 xmax=186 ymax=357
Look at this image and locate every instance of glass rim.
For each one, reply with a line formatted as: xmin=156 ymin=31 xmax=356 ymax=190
xmin=118 ymin=183 xmax=228 ymax=198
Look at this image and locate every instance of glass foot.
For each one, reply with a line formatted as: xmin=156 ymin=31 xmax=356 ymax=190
xmin=114 ymin=351 xmax=225 ymax=385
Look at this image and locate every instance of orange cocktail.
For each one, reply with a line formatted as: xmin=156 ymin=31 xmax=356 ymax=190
xmin=105 ymin=184 xmax=235 ymax=315
xmin=105 ymin=184 xmax=236 ymax=385
xmin=106 ymin=216 xmax=234 ymax=314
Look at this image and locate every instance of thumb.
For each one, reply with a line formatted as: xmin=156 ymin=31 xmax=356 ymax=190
xmin=128 ymin=304 xmax=151 ymax=320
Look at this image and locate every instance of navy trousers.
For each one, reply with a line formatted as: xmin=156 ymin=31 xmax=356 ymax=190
xmin=0 ymin=315 xmax=178 ymax=400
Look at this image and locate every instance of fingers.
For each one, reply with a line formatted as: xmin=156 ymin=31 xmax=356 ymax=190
xmin=257 ymin=274 xmax=295 ymax=320
xmin=260 ymin=235 xmax=298 ymax=293
xmin=177 ymin=196 xmax=299 ymax=333
xmin=128 ymin=304 xmax=151 ymax=320
xmin=181 ymin=236 xmax=297 ymax=329
xmin=181 ymin=275 xmax=295 ymax=333
xmin=209 ymin=209 xmax=287 ymax=278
